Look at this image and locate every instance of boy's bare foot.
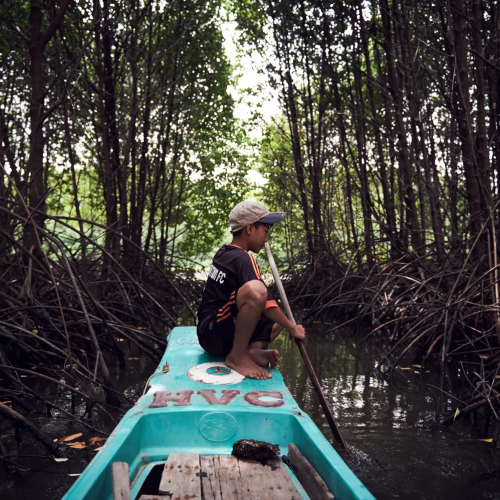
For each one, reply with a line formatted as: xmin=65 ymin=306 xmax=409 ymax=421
xmin=226 ymin=353 xmax=271 ymax=380
xmin=249 ymin=347 xmax=279 ymax=368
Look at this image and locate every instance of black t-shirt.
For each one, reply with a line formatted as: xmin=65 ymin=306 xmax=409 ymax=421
xmin=198 ymin=244 xmax=277 ymax=324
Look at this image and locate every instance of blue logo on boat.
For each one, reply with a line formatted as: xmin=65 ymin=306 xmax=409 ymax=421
xmin=206 ymin=366 xmax=231 ymax=376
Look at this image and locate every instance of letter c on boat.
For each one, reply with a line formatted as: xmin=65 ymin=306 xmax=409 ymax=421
xmin=243 ymin=391 xmax=284 ymax=408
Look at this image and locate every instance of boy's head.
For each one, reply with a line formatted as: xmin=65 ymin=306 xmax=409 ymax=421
xmin=229 ymin=201 xmax=284 ymax=253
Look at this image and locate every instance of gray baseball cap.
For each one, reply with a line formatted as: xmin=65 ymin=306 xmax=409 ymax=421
xmin=229 ymin=201 xmax=285 ymax=232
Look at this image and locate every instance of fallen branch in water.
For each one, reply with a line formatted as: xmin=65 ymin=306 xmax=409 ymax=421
xmin=0 ymin=402 xmax=60 ymax=456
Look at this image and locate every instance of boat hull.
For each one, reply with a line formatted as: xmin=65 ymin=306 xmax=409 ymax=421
xmin=62 ymin=327 xmax=375 ymax=500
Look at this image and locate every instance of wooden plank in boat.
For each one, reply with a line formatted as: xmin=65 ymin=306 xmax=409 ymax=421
xmin=211 ymin=455 xmax=242 ymax=500
xmin=288 ymin=443 xmax=334 ymax=500
xmin=200 ymin=455 xmax=301 ymax=500
xmin=158 ymin=453 xmax=202 ymax=499
xmin=200 ymin=456 xmax=223 ymax=500
xmin=111 ymin=462 xmax=131 ymax=500
xmin=238 ymin=456 xmax=302 ymax=500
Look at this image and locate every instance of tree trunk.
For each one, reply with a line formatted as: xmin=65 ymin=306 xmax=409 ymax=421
xmin=144 ymin=14 xmax=181 ymax=256
xmin=284 ymin=68 xmax=315 ymax=262
xmin=359 ymin=3 xmax=398 ymax=261
xmin=94 ymin=0 xmax=118 ymax=280
xmin=471 ymin=0 xmax=493 ymax=213
xmin=379 ymin=0 xmax=423 ymax=257
xmin=102 ymin=0 xmax=124 ymax=260
xmin=25 ymin=2 xmax=49 ymax=255
xmin=121 ymin=0 xmax=140 ymax=261
xmin=452 ymin=0 xmax=486 ymax=263
xmin=331 ymin=67 xmax=360 ymax=266
xmin=299 ymin=0 xmax=326 ymax=253
xmin=133 ymin=5 xmax=153 ymax=262
xmin=352 ymin=46 xmax=374 ymax=268
xmin=267 ymin=0 xmax=314 ymax=262
xmin=24 ymin=0 xmax=71 ymax=256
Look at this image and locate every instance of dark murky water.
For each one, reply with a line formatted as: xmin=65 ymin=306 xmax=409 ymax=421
xmin=0 ymin=349 xmax=159 ymax=500
xmin=1 ymin=326 xmax=500 ymax=499
xmin=271 ymin=326 xmax=500 ymax=500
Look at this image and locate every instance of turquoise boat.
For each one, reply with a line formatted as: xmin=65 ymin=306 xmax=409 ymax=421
xmin=62 ymin=327 xmax=375 ymax=500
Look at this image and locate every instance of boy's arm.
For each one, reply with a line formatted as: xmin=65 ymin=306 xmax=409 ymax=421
xmin=263 ymin=306 xmax=306 ymax=340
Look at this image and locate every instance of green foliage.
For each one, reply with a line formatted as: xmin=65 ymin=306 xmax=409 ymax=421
xmin=3 ymin=0 xmax=496 ymax=275
xmin=1 ymin=0 xmax=251 ymax=269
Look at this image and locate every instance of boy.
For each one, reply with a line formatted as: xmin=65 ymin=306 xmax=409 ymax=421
xmin=197 ymin=201 xmax=306 ymax=380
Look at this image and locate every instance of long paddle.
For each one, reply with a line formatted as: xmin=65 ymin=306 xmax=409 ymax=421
xmin=265 ymin=242 xmax=347 ymax=450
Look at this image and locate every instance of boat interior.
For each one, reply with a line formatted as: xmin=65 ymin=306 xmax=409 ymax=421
xmin=113 ymin=445 xmax=333 ymax=500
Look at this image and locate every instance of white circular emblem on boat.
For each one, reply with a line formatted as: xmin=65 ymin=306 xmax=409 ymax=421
xmin=199 ymin=412 xmax=237 ymax=441
xmin=188 ymin=362 xmax=245 ymax=385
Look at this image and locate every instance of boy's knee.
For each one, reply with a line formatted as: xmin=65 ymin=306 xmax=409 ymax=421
xmin=241 ymin=280 xmax=267 ymax=306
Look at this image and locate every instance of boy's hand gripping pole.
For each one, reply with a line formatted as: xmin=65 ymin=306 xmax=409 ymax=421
xmin=265 ymin=242 xmax=347 ymax=450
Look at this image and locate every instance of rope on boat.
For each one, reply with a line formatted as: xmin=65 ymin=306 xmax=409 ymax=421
xmin=141 ymin=362 xmax=170 ymax=397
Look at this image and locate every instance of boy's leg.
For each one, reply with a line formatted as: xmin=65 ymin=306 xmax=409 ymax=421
xmin=250 ymin=322 xmax=283 ymax=349
xmin=226 ymin=280 xmax=276 ymax=379
xmin=248 ymin=323 xmax=282 ymax=366
xmin=270 ymin=322 xmax=283 ymax=341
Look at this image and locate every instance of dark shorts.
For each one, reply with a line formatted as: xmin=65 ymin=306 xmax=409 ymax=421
xmin=197 ymin=289 xmax=274 ymax=357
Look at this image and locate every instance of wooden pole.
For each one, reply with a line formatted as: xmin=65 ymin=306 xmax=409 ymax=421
xmin=265 ymin=242 xmax=347 ymax=450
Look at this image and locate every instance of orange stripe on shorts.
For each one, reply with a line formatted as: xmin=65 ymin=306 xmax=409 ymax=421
xmin=216 ymin=311 xmax=232 ymax=323
xmin=217 ymin=300 xmax=235 ymax=316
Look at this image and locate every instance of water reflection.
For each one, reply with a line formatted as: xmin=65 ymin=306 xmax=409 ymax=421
xmin=271 ymin=326 xmax=500 ymax=500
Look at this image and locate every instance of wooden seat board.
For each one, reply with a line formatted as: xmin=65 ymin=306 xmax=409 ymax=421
xmin=112 ymin=462 xmax=131 ymax=500
xmin=200 ymin=455 xmax=302 ymax=500
xmin=209 ymin=455 xmax=244 ymax=500
xmin=200 ymin=456 xmax=223 ymax=500
xmin=236 ymin=456 xmax=302 ymax=500
xmin=158 ymin=453 xmax=202 ymax=499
